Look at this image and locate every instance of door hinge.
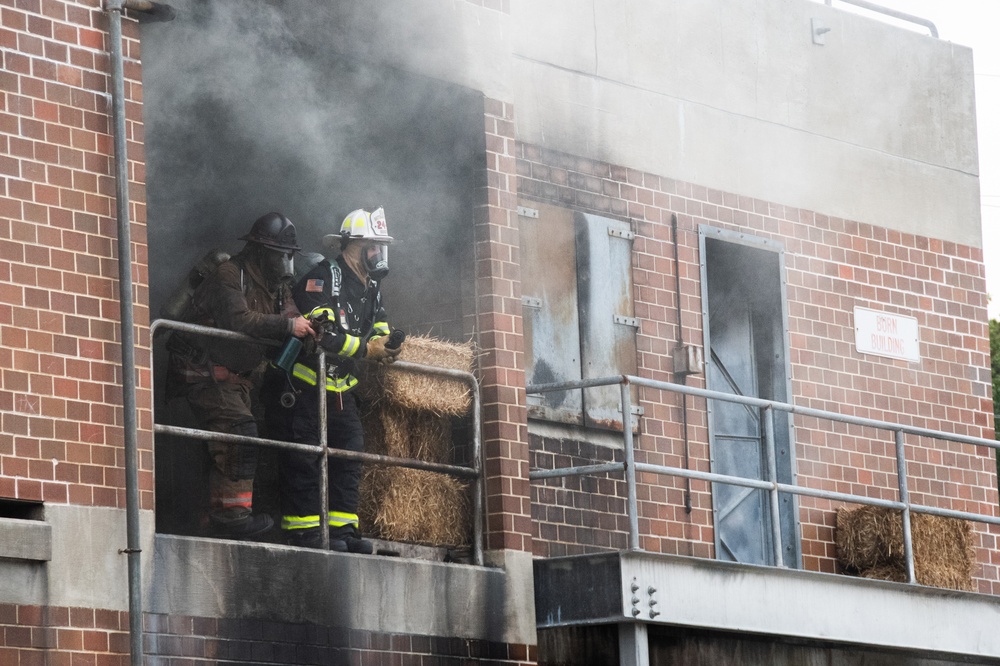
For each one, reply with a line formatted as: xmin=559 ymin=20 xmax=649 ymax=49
xmin=522 ymin=296 xmax=542 ymax=308
xmin=608 ymin=227 xmax=634 ymax=240
xmin=614 ymin=314 xmax=639 ymax=328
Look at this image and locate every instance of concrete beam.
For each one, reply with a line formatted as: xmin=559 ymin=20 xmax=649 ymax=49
xmin=535 ymin=552 xmax=1000 ymax=661
xmin=150 ymin=535 xmax=536 ymax=646
xmin=0 ymin=517 xmax=51 ymax=562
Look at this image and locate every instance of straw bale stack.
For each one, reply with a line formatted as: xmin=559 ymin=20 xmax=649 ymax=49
xmin=358 ymin=334 xmax=476 ymax=547
xmin=359 ymin=465 xmax=470 ymax=547
xmin=362 ymin=405 xmax=453 ymax=463
xmin=835 ymin=505 xmax=975 ymax=591
xmin=362 ymin=334 xmax=474 ymax=416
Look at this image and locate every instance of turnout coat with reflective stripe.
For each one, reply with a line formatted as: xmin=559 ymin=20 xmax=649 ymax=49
xmin=292 ymin=256 xmax=389 ymax=391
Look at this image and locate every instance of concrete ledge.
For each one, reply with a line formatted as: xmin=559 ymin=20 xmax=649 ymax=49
xmin=150 ymin=534 xmax=535 ymax=645
xmin=535 ymin=551 xmax=1000 ymax=661
xmin=0 ymin=517 xmax=52 ymax=562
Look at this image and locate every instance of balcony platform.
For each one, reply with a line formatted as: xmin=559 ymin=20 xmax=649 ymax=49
xmin=534 ymin=550 xmax=1000 ymax=662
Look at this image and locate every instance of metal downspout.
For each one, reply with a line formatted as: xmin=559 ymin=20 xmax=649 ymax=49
xmin=104 ymin=1 xmax=172 ymax=663
xmin=671 ymin=213 xmax=693 ymax=514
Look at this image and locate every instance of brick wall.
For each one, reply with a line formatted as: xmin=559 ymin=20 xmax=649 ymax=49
xmin=0 ymin=603 xmax=130 ymax=666
xmin=0 ymin=604 xmax=536 ymax=666
xmin=474 ymin=97 xmax=532 ymax=553
xmin=143 ymin=613 xmax=535 ymax=666
xmin=0 ymin=1 xmax=151 ymax=510
xmin=518 ymin=143 xmax=1000 ymax=592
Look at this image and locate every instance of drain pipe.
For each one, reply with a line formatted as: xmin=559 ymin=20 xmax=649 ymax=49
xmin=103 ymin=1 xmax=173 ymax=664
xmin=671 ymin=213 xmax=693 ymax=514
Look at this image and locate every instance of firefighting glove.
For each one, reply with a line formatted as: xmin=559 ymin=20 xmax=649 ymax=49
xmin=366 ymin=335 xmax=401 ymax=365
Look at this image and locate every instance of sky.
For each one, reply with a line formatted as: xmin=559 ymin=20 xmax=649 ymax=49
xmin=832 ymin=1 xmax=1000 ymax=319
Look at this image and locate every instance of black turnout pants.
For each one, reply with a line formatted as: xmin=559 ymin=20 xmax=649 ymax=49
xmin=271 ymin=384 xmax=365 ymax=530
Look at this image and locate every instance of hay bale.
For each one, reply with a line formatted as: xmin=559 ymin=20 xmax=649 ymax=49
xmin=836 ymin=505 xmax=905 ymax=570
xmin=404 ymin=410 xmax=452 ymax=463
xmin=856 ymin=565 xmax=907 ymax=584
xmin=359 ymin=465 xmax=470 ymax=547
xmin=362 ymin=405 xmax=453 ymax=462
xmin=911 ymin=513 xmax=976 ymax=591
xmin=364 ymin=334 xmax=474 ymax=416
xmin=355 ymin=335 xmax=473 ymax=547
xmin=835 ymin=505 xmax=975 ymax=591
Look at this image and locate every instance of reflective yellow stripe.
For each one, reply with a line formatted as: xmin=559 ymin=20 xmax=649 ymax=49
xmin=340 ymin=334 xmax=361 ymax=356
xmin=373 ymin=321 xmax=390 ymax=336
xmin=291 ymin=363 xmax=359 ymax=393
xmin=283 ymin=515 xmax=321 ymax=530
xmin=306 ymin=306 xmax=335 ymax=320
xmin=327 ymin=512 xmax=359 ymax=528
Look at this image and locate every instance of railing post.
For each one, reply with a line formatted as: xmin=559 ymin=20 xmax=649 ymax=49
xmin=621 ymin=380 xmax=640 ymax=551
xmin=762 ymin=406 xmax=784 ymax=567
xmin=895 ymin=429 xmax=916 ymax=584
xmin=470 ymin=377 xmax=484 ymax=566
xmin=318 ymin=350 xmax=330 ymax=550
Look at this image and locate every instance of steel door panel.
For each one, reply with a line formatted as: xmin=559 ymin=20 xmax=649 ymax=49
xmin=576 ymin=212 xmax=638 ymax=430
xmin=707 ymin=296 xmax=771 ymax=565
xmin=520 ymin=202 xmax=583 ymax=422
xmin=702 ymin=230 xmax=801 ymax=568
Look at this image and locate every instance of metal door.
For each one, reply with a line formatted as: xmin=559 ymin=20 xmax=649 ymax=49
xmin=576 ymin=212 xmax=638 ymax=429
xmin=520 ymin=202 xmax=638 ymax=429
xmin=707 ymin=286 xmax=770 ymax=563
xmin=520 ymin=203 xmax=584 ymax=424
xmin=701 ymin=228 xmax=800 ymax=567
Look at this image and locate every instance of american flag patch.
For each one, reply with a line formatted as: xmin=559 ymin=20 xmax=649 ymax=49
xmin=305 ymin=279 xmax=324 ymax=293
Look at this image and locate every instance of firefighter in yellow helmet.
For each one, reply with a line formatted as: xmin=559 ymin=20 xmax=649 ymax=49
xmin=269 ymin=206 xmax=401 ymax=551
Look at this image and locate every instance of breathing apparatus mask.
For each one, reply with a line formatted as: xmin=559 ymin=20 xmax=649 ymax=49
xmin=240 ymin=212 xmax=300 ymax=285
xmin=364 ymin=242 xmax=389 ymax=280
xmin=263 ymin=247 xmax=295 ymax=283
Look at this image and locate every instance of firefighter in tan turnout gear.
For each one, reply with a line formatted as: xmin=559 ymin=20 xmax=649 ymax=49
xmin=167 ymin=212 xmax=314 ymax=539
xmin=268 ymin=206 xmax=401 ymax=551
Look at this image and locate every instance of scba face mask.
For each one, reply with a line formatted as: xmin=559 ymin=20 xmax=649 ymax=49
xmin=364 ymin=243 xmax=389 ymax=280
xmin=264 ymin=248 xmax=295 ymax=283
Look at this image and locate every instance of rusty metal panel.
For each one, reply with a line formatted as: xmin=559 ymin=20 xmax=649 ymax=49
xmin=520 ymin=202 xmax=583 ymax=424
xmin=576 ymin=212 xmax=638 ymax=430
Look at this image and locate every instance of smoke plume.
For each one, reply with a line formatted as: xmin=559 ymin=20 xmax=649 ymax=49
xmin=141 ymin=0 xmax=482 ymax=339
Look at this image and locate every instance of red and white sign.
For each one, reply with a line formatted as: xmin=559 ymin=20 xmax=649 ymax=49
xmin=853 ymin=307 xmax=920 ymax=363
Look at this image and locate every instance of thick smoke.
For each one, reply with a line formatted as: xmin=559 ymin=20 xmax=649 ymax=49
xmin=141 ymin=0 xmax=482 ymax=338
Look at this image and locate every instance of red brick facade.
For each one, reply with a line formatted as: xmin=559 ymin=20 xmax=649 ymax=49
xmin=0 ymin=0 xmax=152 ymax=512
xmin=475 ymin=98 xmax=533 ymax=553
xmin=0 ymin=604 xmax=130 ymax=666
xmin=0 ymin=604 xmax=536 ymax=666
xmin=518 ymin=143 xmax=1000 ymax=592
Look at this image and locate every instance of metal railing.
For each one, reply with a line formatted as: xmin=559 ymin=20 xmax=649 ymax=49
xmin=150 ymin=319 xmax=483 ymax=566
xmin=528 ymin=375 xmax=1000 ymax=584
xmin=823 ymin=0 xmax=939 ymax=38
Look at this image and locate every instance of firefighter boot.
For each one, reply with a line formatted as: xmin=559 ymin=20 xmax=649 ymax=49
xmin=285 ymin=527 xmax=324 ymax=549
xmin=210 ymin=511 xmax=274 ymax=540
xmin=329 ymin=525 xmax=373 ymax=554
